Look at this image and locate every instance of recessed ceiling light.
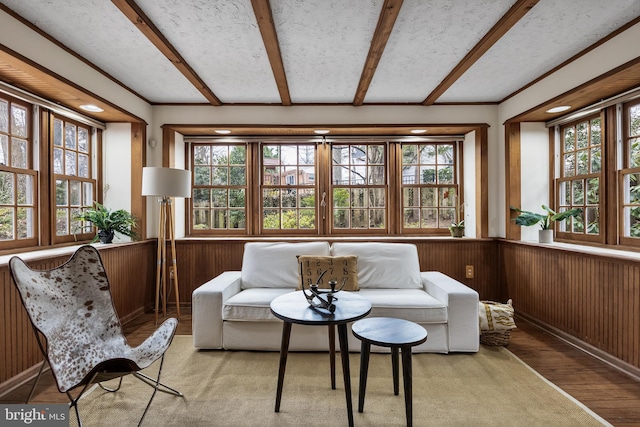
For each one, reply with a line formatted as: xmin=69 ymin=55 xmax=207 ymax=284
xmin=410 ymin=129 xmax=427 ymax=134
xmin=214 ymin=129 xmax=231 ymax=134
xmin=314 ymin=129 xmax=330 ymax=135
xmin=79 ymin=104 xmax=104 ymax=112
xmin=546 ymin=105 xmax=571 ymax=113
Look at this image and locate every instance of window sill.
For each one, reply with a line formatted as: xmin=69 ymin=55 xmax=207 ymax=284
xmin=0 ymin=241 xmax=142 ymax=268
xmin=504 ymin=239 xmax=640 ymax=262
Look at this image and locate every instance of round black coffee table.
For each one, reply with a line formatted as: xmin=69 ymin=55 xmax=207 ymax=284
xmin=352 ymin=317 xmax=428 ymax=427
xmin=270 ymin=290 xmax=371 ymax=427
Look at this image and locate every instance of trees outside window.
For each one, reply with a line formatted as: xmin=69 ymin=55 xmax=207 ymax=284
xmin=261 ymin=144 xmax=316 ymax=232
xmin=0 ymin=95 xmax=36 ymax=249
xmin=401 ymin=143 xmax=458 ymax=232
xmin=621 ymin=101 xmax=640 ymax=243
xmin=191 ymin=143 xmax=247 ymax=232
xmin=188 ymin=139 xmax=461 ymax=237
xmin=53 ymin=117 xmax=96 ymax=243
xmin=556 ymin=115 xmax=602 ymax=242
xmin=331 ymin=144 xmax=386 ymax=232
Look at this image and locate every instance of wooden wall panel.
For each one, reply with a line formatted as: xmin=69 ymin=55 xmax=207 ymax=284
xmin=0 ymin=242 xmax=155 ymax=389
xmin=501 ymin=241 xmax=640 ymax=371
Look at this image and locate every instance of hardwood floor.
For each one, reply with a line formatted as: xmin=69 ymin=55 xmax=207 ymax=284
xmin=2 ymin=311 xmax=639 ymax=426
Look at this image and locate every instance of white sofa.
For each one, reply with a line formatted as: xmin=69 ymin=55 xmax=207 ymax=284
xmin=192 ymin=241 xmax=480 ymax=353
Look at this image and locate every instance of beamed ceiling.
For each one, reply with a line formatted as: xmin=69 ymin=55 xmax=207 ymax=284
xmin=0 ymin=0 xmax=639 ymax=128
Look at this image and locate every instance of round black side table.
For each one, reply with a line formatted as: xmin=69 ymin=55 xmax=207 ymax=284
xmin=352 ymin=317 xmax=428 ymax=427
xmin=271 ymin=290 xmax=371 ymax=427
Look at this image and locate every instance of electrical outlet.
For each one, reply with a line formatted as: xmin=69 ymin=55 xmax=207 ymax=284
xmin=465 ymin=265 xmax=474 ymax=279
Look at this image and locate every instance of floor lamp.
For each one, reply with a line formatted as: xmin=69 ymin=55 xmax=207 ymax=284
xmin=142 ymin=167 xmax=191 ymax=324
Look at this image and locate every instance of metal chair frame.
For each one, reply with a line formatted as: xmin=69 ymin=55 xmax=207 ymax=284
xmin=10 ymin=245 xmax=183 ymax=427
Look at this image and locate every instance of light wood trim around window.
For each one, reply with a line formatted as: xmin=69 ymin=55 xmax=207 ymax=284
xmin=131 ymin=123 xmax=145 ymax=240
xmin=39 ymin=108 xmax=51 ymax=246
xmin=504 ymin=122 xmax=521 ymax=240
xmin=604 ymin=106 xmax=618 ymax=245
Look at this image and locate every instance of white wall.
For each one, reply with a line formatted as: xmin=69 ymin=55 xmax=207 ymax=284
xmin=519 ymin=122 xmax=550 ymax=242
xmin=103 ymin=123 xmax=134 ymax=242
xmin=463 ymin=131 xmax=477 ymax=237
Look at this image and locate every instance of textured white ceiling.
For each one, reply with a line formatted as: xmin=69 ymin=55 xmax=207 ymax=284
xmin=439 ymin=0 xmax=640 ymax=102
xmin=271 ymin=0 xmax=384 ymax=103
xmin=0 ymin=0 xmax=638 ymax=106
xmin=1 ymin=0 xmax=207 ymax=103
xmin=365 ymin=0 xmax=515 ymax=103
xmin=136 ymin=0 xmax=281 ymax=103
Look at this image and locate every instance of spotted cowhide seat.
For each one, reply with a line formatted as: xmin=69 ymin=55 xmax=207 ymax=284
xmin=9 ymin=245 xmax=182 ymax=427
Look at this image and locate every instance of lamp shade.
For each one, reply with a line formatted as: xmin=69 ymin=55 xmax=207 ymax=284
xmin=142 ymin=167 xmax=191 ymax=198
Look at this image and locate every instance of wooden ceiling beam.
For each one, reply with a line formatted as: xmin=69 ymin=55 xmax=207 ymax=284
xmin=251 ymin=0 xmax=291 ymax=106
xmin=353 ymin=0 xmax=404 ymax=106
xmin=111 ymin=0 xmax=222 ymax=106
xmin=422 ymin=0 xmax=539 ymax=105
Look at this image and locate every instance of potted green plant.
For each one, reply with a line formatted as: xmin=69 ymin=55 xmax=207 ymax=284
xmin=449 ymin=220 xmax=465 ymax=238
xmin=449 ymin=196 xmax=464 ymax=237
xmin=75 ymin=201 xmax=137 ymax=243
xmin=510 ymin=205 xmax=582 ymax=243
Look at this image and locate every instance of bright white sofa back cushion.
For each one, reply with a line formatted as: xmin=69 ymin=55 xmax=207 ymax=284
xmin=241 ymin=241 xmax=330 ymax=289
xmin=331 ymin=242 xmax=422 ymax=289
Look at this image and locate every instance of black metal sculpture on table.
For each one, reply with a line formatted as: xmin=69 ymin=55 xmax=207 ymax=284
xmin=301 ymin=270 xmax=347 ymax=314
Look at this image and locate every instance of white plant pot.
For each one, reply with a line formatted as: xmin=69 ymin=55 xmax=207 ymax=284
xmin=539 ymin=229 xmax=554 ymax=244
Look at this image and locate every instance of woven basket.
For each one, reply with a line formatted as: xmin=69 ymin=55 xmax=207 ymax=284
xmin=480 ymin=330 xmax=512 ymax=346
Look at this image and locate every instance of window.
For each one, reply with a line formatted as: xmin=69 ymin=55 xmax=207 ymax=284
xmin=53 ymin=117 xmax=96 ymax=243
xmin=331 ymin=143 xmax=386 ymax=232
xmin=401 ymin=143 xmax=458 ymax=232
xmin=261 ymin=144 xmax=316 ymax=232
xmin=188 ymin=138 xmax=462 ymax=237
xmin=0 ymin=95 xmax=36 ymax=249
xmin=621 ymin=100 xmax=640 ymax=243
xmin=191 ymin=143 xmax=247 ymax=232
xmin=556 ymin=115 xmax=602 ymax=242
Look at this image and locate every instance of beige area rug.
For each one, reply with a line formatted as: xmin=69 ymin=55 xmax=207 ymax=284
xmin=70 ymin=336 xmax=610 ymax=427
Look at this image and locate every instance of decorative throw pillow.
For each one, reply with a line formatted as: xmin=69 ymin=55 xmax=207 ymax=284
xmin=297 ymin=255 xmax=359 ymax=291
xmin=479 ymin=299 xmax=516 ymax=332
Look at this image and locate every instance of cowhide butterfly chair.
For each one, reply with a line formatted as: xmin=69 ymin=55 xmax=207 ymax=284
xmin=9 ymin=245 xmax=182 ymax=427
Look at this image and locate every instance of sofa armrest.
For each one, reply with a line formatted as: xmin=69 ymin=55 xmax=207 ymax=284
xmin=192 ymin=271 xmax=242 ymax=349
xmin=421 ymin=271 xmax=479 ymax=352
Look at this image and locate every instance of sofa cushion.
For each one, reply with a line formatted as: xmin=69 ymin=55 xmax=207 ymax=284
xmin=241 ymin=241 xmax=330 ymax=289
xmin=357 ymin=289 xmax=447 ymax=323
xmin=297 ymin=255 xmax=359 ymax=291
xmin=331 ymin=242 xmax=422 ymax=289
xmin=223 ymin=288 xmax=293 ymax=321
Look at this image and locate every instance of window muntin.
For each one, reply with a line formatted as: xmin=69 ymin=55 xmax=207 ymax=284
xmin=331 ymin=144 xmax=386 ymax=231
xmin=401 ymin=143 xmax=458 ymax=231
xmin=621 ymin=102 xmax=640 ymax=241
xmin=53 ymin=117 xmax=95 ymax=241
xmin=557 ymin=116 xmax=602 ymax=240
xmin=261 ymin=144 xmax=316 ymax=232
xmin=191 ymin=143 xmax=247 ymax=232
xmin=0 ymin=95 xmax=36 ymax=248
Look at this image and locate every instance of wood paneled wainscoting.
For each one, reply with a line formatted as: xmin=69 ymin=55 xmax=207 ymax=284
xmin=0 ymin=241 xmax=156 ymax=394
xmin=500 ymin=240 xmax=640 ymax=376
xmin=174 ymin=238 xmax=502 ymax=306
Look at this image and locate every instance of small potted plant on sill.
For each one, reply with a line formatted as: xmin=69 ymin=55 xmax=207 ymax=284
xmin=75 ymin=201 xmax=137 ymax=243
xmin=510 ymin=204 xmax=582 ymax=243
xmin=448 ymin=193 xmax=465 ymax=238
xmin=449 ymin=219 xmax=465 ymax=238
